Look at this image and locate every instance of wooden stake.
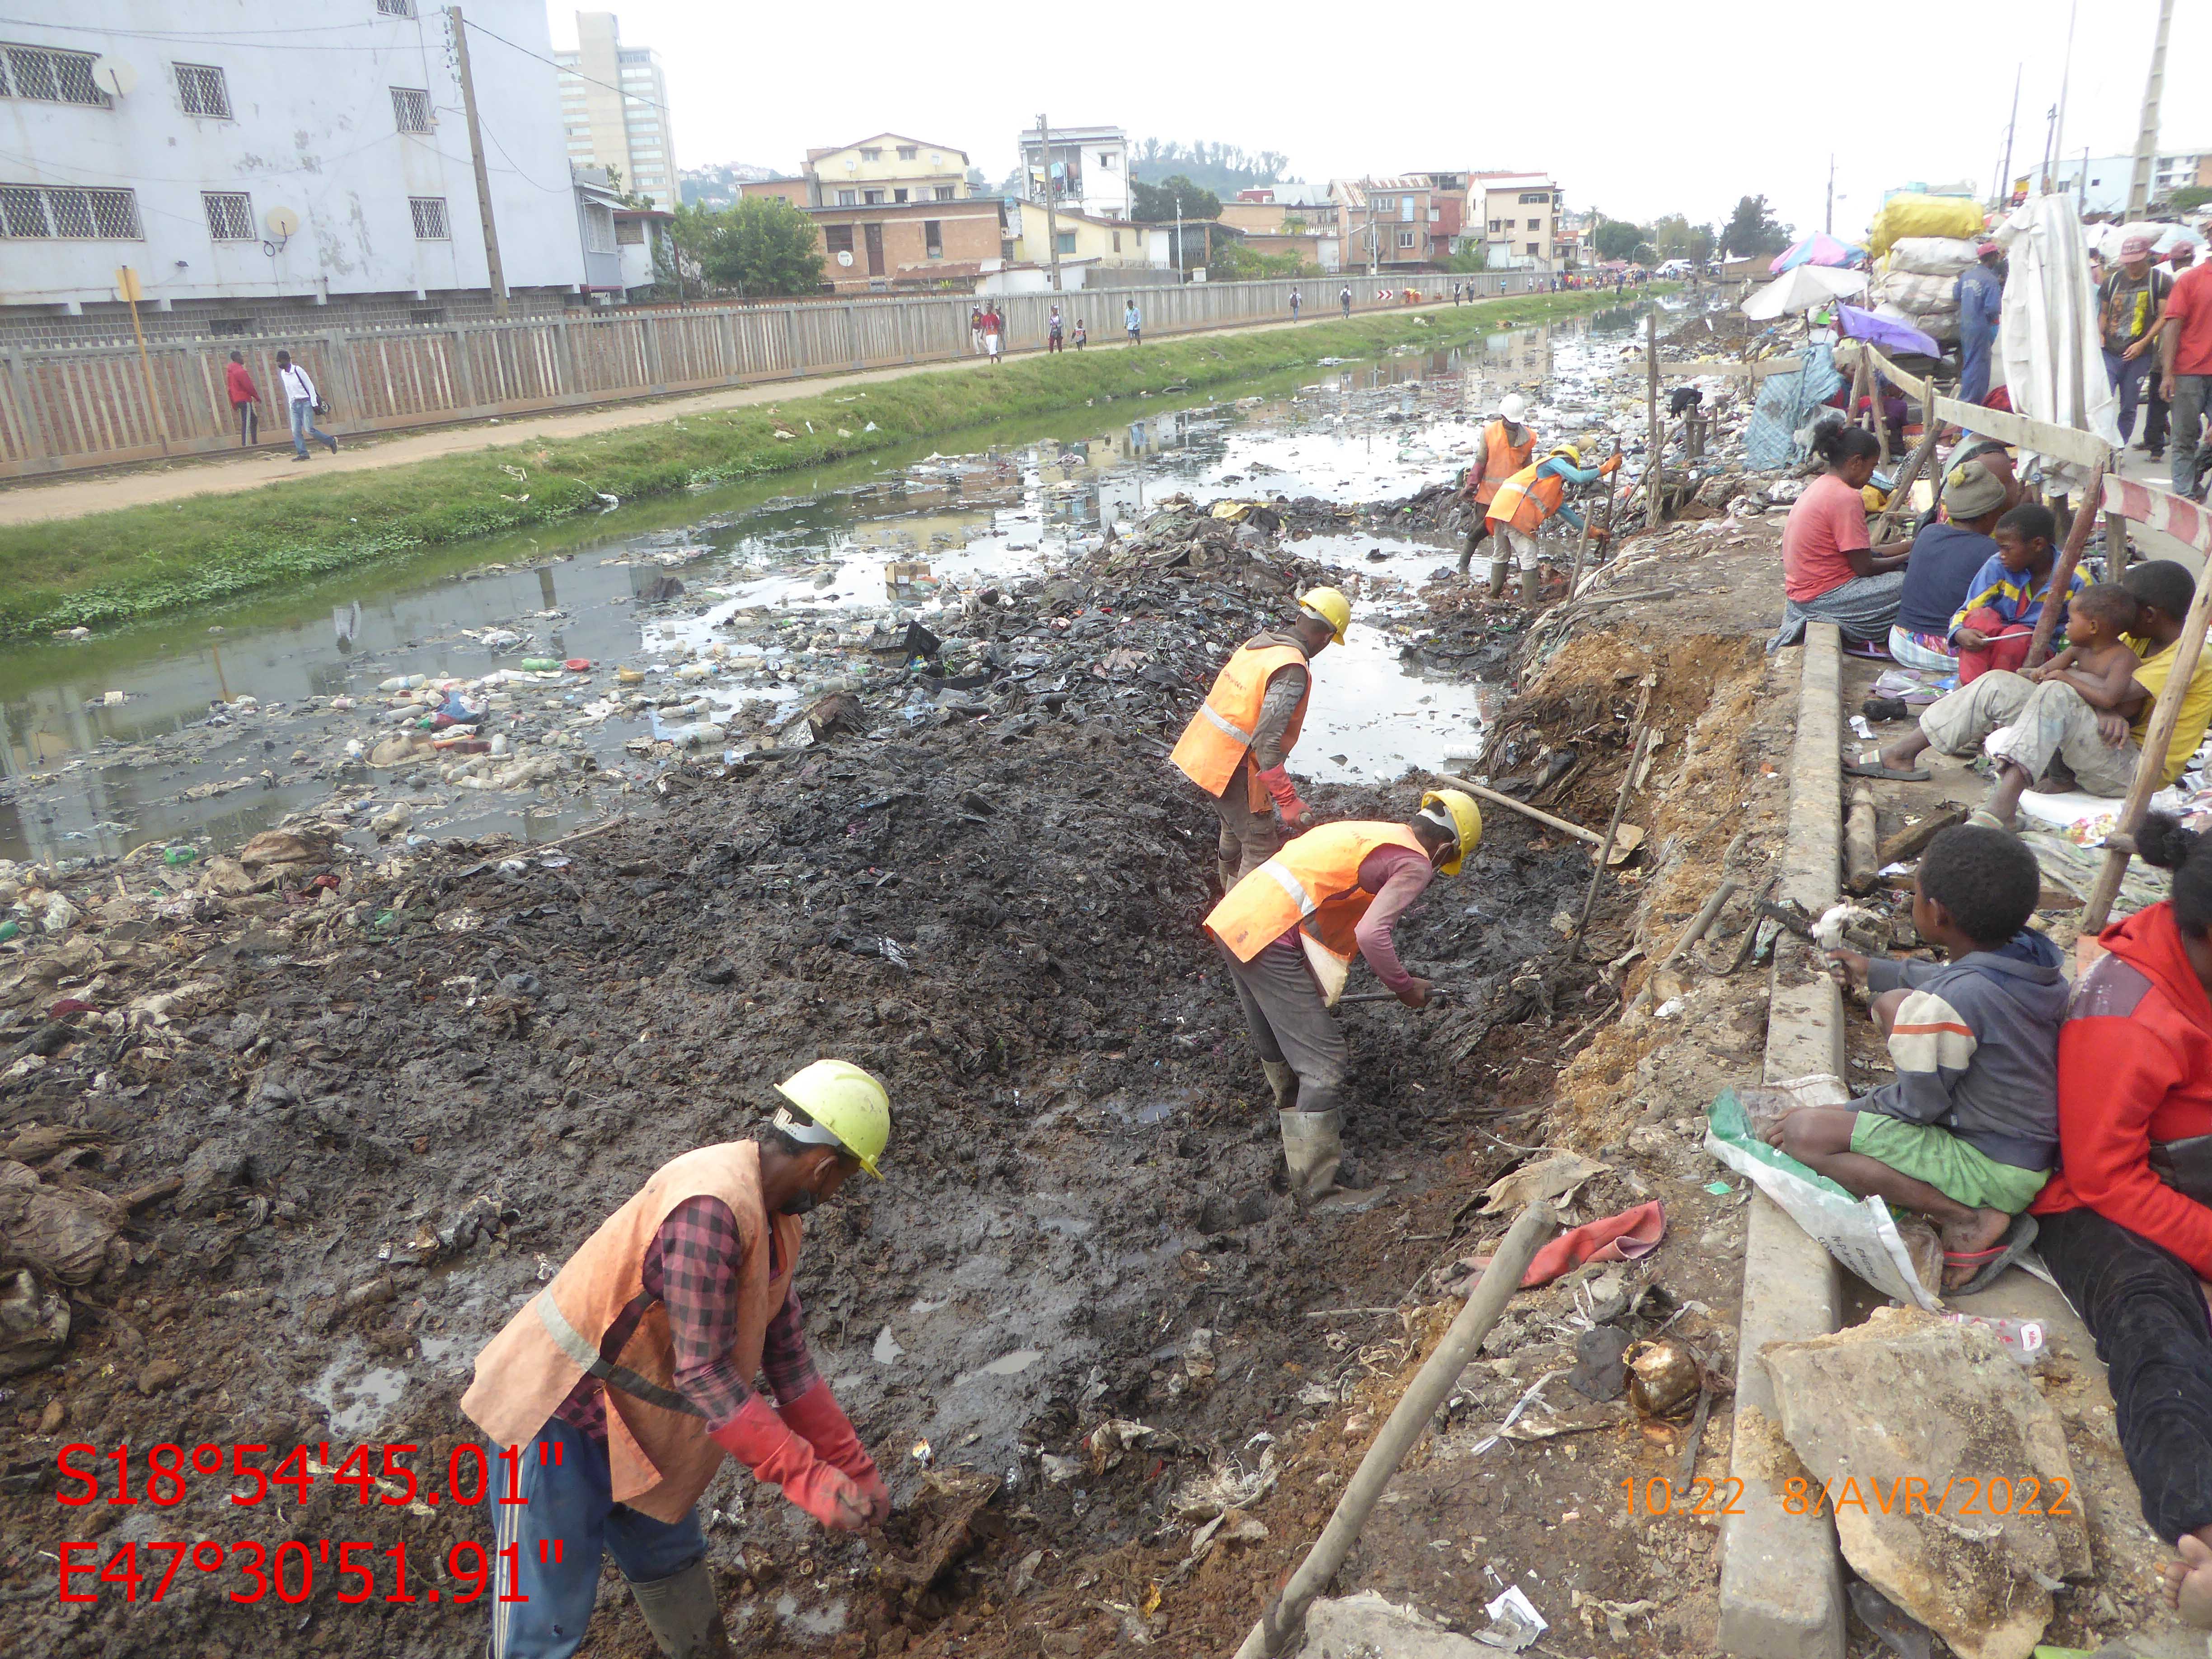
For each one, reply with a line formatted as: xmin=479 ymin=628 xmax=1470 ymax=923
xmin=1570 ymin=694 xmax=1653 ymax=959
xmin=1871 ymin=417 xmax=1942 ymax=543
xmin=1430 ymin=771 xmax=1603 ymax=844
xmin=2021 ymin=459 xmax=2107 ymax=671
xmin=2104 ymin=507 xmax=2131 ymax=581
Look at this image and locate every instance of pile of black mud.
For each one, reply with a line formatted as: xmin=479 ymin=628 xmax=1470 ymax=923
xmin=0 ymin=542 xmax=1601 ymax=1659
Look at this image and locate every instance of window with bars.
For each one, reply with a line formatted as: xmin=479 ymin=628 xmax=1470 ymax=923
xmin=408 ymin=196 xmax=450 ymax=239
xmin=0 ymin=183 xmax=141 ymax=239
xmin=582 ymin=203 xmax=614 ymax=253
xmin=376 ymin=0 xmax=416 ymax=15
xmin=203 ymin=191 xmax=254 ymax=240
xmin=0 ymin=42 xmax=109 ymax=106
xmin=390 ymin=87 xmax=431 ymax=132
xmin=175 ymin=63 xmax=231 ymax=119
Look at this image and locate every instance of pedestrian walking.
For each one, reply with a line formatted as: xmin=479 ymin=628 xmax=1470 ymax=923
xmin=1339 ymin=285 xmax=1352 ymax=319
xmin=275 ymin=350 xmax=337 ymax=461
xmin=1048 ymin=304 xmax=1064 ymax=353
xmin=223 ymin=350 xmax=262 ymax=449
xmin=1956 ymin=242 xmax=2006 ymax=406
xmin=1073 ymin=317 xmax=1087 ymax=350
xmin=970 ymin=305 xmax=986 ymax=356
xmin=1125 ymin=300 xmax=1142 ymax=344
xmin=2160 ymin=224 xmax=2212 ymax=501
xmin=2145 ymin=241 xmax=2198 ymax=460
xmin=2101 ymin=235 xmax=2173 ymax=446
xmin=1289 ymin=287 xmax=1301 ymax=321
xmin=982 ymin=304 xmax=1003 ymax=366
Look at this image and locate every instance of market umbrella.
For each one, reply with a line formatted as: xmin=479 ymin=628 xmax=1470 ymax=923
xmin=1742 ymin=264 xmax=1868 ymax=319
xmin=1771 ymin=232 xmax=1865 ymax=273
xmin=1834 ymin=303 xmax=1940 ymax=358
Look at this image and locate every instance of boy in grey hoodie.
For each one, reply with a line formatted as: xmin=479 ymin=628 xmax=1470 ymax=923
xmin=1765 ymin=825 xmax=2067 ymax=1292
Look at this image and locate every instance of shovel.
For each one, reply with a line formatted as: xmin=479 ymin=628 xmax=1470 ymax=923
xmin=1338 ymin=987 xmax=1455 ymax=1007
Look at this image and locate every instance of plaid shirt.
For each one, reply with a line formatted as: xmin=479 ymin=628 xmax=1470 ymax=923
xmin=552 ymin=1195 xmax=819 ymax=1440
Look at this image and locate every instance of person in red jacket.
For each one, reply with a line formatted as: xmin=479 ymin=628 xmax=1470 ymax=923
xmin=223 ymin=350 xmax=262 ymax=448
xmin=2032 ymin=811 xmax=2212 ymax=1631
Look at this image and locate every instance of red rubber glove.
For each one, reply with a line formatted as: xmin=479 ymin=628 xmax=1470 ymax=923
xmin=709 ymin=1394 xmax=867 ymax=1532
xmin=777 ymin=1382 xmax=890 ymax=1525
xmin=1600 ymin=454 xmax=1622 ymax=476
xmin=1254 ymin=764 xmax=1309 ymax=830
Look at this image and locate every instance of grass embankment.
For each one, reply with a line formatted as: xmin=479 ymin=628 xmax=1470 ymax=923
xmin=0 ymin=291 xmax=1636 ymax=639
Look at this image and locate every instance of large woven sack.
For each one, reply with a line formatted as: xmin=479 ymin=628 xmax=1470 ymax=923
xmin=1868 ymin=194 xmax=1986 ymax=257
xmin=1886 ymin=236 xmax=1981 ymax=277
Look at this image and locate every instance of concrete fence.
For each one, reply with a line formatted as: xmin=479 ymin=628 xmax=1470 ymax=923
xmin=0 ymin=269 xmax=1551 ymax=478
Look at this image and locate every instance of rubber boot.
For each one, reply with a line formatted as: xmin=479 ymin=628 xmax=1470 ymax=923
xmin=1262 ymin=1060 xmax=1298 ymax=1112
xmin=1278 ymin=1109 xmax=1374 ymax=1204
xmin=627 ymin=1560 xmax=733 ymax=1659
xmin=1217 ymin=857 xmax=1240 ymax=895
xmin=1518 ymin=564 xmax=1542 ymax=607
xmin=1485 ymin=558 xmax=1509 ymax=600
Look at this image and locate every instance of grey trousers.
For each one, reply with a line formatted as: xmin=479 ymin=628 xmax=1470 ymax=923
xmin=1211 ymin=774 xmax=1283 ymax=881
xmin=1218 ymin=937 xmax=1344 ymax=1117
xmin=1917 ymin=670 xmax=2140 ymax=795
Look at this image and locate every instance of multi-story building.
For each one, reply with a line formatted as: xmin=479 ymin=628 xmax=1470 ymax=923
xmin=553 ymin=12 xmax=677 ymax=211
xmin=1473 ymin=172 xmax=1565 ymax=271
xmin=1327 ymin=178 xmax=1446 ymax=272
xmin=1218 ymin=191 xmax=1340 ymax=272
xmin=810 ymin=199 xmax=1004 ymax=293
xmin=803 ymin=134 xmax=971 ymax=209
xmin=1017 ymin=124 xmax=1129 ymax=220
xmin=2047 ymin=150 xmax=2212 ymax=216
xmin=0 ymin=0 xmax=585 ymax=338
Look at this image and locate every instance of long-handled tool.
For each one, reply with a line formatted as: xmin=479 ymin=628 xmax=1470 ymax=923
xmin=1337 ymin=987 xmax=1455 ymax=1006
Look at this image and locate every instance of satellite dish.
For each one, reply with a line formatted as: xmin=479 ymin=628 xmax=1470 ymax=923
xmin=265 ymin=206 xmax=300 ymax=238
xmin=89 ymin=56 xmax=136 ymax=98
xmin=836 ymin=249 xmax=854 ymax=267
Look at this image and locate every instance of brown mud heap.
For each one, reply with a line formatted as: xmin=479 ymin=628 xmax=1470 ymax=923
xmin=0 ymin=508 xmax=1788 ymax=1657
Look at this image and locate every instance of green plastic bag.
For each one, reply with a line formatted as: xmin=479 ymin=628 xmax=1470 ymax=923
xmin=1705 ymin=1082 xmax=1941 ymax=1311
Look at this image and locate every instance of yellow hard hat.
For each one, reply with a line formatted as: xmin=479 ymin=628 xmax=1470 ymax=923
xmin=773 ymin=1059 xmax=890 ymax=1177
xmin=1548 ymin=443 xmax=1583 ymax=468
xmin=1297 ymin=586 xmax=1351 ymax=644
xmin=1419 ymin=789 xmax=1483 ymax=876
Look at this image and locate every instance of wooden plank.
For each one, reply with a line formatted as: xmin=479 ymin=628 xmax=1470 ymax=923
xmin=2104 ymin=474 xmax=2212 ymax=558
xmin=1859 ymin=342 xmax=2114 ymax=471
xmin=1657 ymin=356 xmax=1806 ymax=380
xmin=2023 ymin=460 xmax=2105 ymax=669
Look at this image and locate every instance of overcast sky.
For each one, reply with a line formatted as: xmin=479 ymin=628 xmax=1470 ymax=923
xmin=548 ymin=0 xmax=2203 ymax=235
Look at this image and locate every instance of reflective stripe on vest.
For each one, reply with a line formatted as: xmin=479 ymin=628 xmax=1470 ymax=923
xmin=1473 ymin=420 xmax=1536 ymax=504
xmin=1486 ymin=461 xmax=1565 ymax=536
xmin=531 ymin=1288 xmax=703 ymax=1417
xmin=1204 ymin=821 xmax=1428 ymax=963
xmin=1170 ymin=641 xmax=1311 ymax=797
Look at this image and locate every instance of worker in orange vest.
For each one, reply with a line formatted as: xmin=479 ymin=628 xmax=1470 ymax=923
xmin=460 ymin=1060 xmax=892 ymax=1659
xmin=1170 ymin=587 xmax=1353 ymax=890
xmin=1204 ymin=791 xmax=1482 ymax=1201
xmin=1485 ymin=442 xmax=1621 ymax=607
xmin=1456 ymin=392 xmax=1538 ymax=591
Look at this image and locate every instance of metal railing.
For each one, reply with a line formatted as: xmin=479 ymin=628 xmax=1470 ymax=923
xmin=0 ymin=269 xmax=1551 ymax=478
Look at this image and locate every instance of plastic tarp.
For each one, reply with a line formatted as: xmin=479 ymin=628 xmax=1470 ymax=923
xmin=1705 ymin=1081 xmax=1942 ymax=1311
xmin=2087 ymin=220 xmax=2207 ymax=260
xmin=1835 ymin=303 xmax=1940 ymax=359
xmin=1995 ymin=195 xmax=2121 ymax=484
xmin=1743 ymin=340 xmax=1845 ymax=469
xmin=1866 ymin=192 xmax=1986 ymax=258
xmin=1772 ymin=232 xmax=1865 ymax=273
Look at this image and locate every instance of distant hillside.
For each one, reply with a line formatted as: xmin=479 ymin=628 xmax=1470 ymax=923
xmin=1129 ymin=141 xmax=1291 ymax=198
xmin=680 ymin=162 xmax=787 ymax=209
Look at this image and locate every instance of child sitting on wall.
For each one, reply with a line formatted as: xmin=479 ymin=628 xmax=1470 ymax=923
xmin=1763 ymin=825 xmax=2067 ymax=1293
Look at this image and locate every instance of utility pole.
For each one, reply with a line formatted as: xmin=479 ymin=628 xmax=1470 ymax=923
xmin=2126 ymin=0 xmax=2174 ymax=217
xmin=2050 ymin=0 xmax=2076 ymax=195
xmin=1825 ymin=155 xmax=1835 ymax=234
xmin=447 ymin=6 xmax=507 ymax=315
xmin=1036 ymin=112 xmax=1062 ymax=293
xmin=2078 ymin=146 xmax=2090 ymax=214
xmin=1995 ymin=64 xmax=2020 ymax=207
xmin=1174 ymin=192 xmax=1183 ymax=280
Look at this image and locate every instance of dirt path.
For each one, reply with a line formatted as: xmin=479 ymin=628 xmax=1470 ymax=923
xmin=0 ymin=306 xmax=1441 ymax=530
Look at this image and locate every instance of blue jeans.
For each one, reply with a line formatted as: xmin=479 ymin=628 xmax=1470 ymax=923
xmin=1959 ymin=327 xmax=1996 ymax=405
xmin=488 ymin=1414 xmax=708 ymax=1659
xmin=2104 ymin=347 xmax=2154 ymax=442
xmin=289 ymin=396 xmax=334 ymax=457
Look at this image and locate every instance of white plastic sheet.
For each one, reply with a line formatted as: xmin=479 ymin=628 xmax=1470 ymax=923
xmin=1994 ymin=196 xmax=2120 ymax=486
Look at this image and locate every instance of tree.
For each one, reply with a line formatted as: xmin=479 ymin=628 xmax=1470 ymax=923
xmin=1445 ymin=244 xmax=1490 ymax=274
xmin=669 ymin=198 xmax=824 ymax=299
xmin=2170 ymin=184 xmax=2212 ymax=213
xmin=1213 ymin=240 xmax=1313 ymax=280
xmin=1650 ymin=214 xmax=1716 ymax=263
xmin=1592 ymin=218 xmax=1653 ymax=263
xmin=1129 ymin=140 xmax=1289 ymax=197
xmin=1129 ymin=174 xmax=1222 ymax=224
xmin=1721 ymin=195 xmax=1791 ymax=258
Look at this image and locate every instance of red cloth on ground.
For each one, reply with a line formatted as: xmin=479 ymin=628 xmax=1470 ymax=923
xmin=1954 ymin=607 xmax=2036 ymax=684
xmin=1516 ymin=1200 xmax=1667 ymax=1288
xmin=2031 ymin=903 xmax=2212 ymax=1278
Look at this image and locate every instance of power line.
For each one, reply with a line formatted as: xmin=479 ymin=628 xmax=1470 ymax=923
xmin=458 ymin=14 xmax=674 ymax=120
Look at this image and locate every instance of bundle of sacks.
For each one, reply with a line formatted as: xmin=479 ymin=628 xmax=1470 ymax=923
xmin=1869 ymin=236 xmax=1981 ymax=345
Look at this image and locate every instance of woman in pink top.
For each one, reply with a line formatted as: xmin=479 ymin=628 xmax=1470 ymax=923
xmin=1772 ymin=423 xmax=1913 ymax=650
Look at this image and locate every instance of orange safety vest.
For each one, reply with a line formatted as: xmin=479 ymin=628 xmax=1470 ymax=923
xmin=459 ymin=1143 xmax=802 ymax=1523
xmin=1205 ymin=821 xmax=1429 ymax=966
xmin=1169 ymin=639 xmax=1312 ymax=804
xmin=1469 ymin=420 xmax=1536 ymax=506
xmin=1485 ymin=460 xmax=1565 ymax=535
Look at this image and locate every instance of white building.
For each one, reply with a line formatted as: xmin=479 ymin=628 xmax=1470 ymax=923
xmin=1018 ymin=125 xmax=1129 ymax=221
xmin=2047 ymin=150 xmax=2211 ymax=218
xmin=0 ymin=1 xmax=587 ymax=336
xmin=554 ymin=12 xmax=676 ymax=211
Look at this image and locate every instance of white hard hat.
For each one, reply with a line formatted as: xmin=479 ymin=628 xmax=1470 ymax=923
xmin=1498 ymin=393 xmax=1529 ymax=425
